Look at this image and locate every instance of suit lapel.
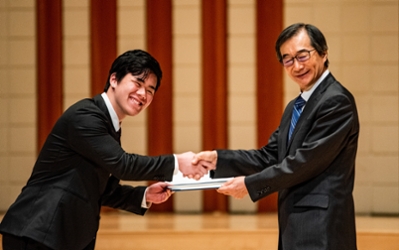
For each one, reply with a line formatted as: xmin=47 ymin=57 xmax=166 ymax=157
xmin=280 ymin=100 xmax=295 ymax=153
xmin=93 ymin=94 xmax=121 ymax=144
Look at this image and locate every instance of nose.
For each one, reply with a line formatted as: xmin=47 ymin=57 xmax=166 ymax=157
xmin=137 ymin=86 xmax=147 ymax=100
xmin=292 ymin=59 xmax=305 ymax=71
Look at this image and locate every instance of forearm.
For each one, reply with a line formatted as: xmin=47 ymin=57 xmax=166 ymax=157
xmin=101 ymin=177 xmax=147 ymax=215
xmin=213 ymin=148 xmax=276 ymax=178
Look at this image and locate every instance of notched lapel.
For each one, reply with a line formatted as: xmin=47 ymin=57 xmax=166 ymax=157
xmin=93 ymin=94 xmax=121 ymax=143
xmin=280 ymin=100 xmax=295 ymax=155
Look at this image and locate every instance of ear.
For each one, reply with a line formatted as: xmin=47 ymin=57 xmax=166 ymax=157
xmin=109 ymin=73 xmax=118 ymax=89
xmin=322 ymin=50 xmax=328 ymax=63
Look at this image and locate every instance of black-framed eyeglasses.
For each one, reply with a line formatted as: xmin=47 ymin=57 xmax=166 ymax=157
xmin=281 ymin=49 xmax=316 ymax=67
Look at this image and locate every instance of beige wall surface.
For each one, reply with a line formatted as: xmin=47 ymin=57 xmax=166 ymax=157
xmin=0 ymin=0 xmax=397 ymax=215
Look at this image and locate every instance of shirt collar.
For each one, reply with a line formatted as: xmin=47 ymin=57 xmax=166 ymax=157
xmin=300 ymin=69 xmax=330 ymax=102
xmin=101 ymin=92 xmax=120 ymax=132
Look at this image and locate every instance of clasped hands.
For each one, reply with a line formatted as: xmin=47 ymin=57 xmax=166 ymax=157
xmin=178 ymin=151 xmax=248 ymax=199
xmin=146 ymin=150 xmax=248 ymax=204
xmin=145 ymin=151 xmax=215 ymax=204
xmin=176 ymin=151 xmax=217 ymax=180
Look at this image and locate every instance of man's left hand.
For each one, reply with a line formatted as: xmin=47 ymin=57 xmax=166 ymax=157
xmin=217 ymin=176 xmax=248 ymax=199
xmin=146 ymin=182 xmax=173 ymax=204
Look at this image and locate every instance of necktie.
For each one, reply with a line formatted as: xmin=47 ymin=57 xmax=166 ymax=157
xmin=288 ymin=95 xmax=306 ymax=141
xmin=116 ymin=129 xmax=122 ymax=144
xmin=117 ymin=122 xmax=122 ymax=144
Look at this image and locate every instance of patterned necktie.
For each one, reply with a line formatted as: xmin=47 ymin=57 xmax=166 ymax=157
xmin=288 ymin=95 xmax=306 ymax=141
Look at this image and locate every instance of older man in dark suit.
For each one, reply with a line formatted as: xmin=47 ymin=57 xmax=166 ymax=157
xmin=194 ymin=23 xmax=359 ymax=250
xmin=0 ymin=50 xmax=207 ymax=250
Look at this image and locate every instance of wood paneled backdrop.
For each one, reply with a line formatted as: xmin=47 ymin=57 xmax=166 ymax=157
xmin=36 ymin=0 xmax=283 ymax=213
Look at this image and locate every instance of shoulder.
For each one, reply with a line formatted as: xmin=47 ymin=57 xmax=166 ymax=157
xmin=64 ymin=97 xmax=106 ymax=117
xmin=323 ymin=74 xmax=354 ymax=98
xmin=323 ymin=80 xmax=357 ymax=110
xmin=58 ymin=97 xmax=110 ymax=131
xmin=314 ymin=73 xmax=356 ymax=107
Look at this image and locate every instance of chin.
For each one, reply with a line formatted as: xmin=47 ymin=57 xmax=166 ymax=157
xmin=127 ymin=109 xmax=141 ymax=117
xmin=132 ymin=106 xmax=147 ymax=116
xmin=297 ymin=80 xmax=311 ymax=89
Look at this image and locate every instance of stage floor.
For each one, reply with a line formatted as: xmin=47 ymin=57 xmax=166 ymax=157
xmin=97 ymin=212 xmax=399 ymax=249
xmin=1 ymin=212 xmax=398 ymax=249
xmin=98 ymin=211 xmax=399 ymax=233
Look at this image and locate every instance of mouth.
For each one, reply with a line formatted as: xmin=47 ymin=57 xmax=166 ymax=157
xmin=129 ymin=95 xmax=144 ymax=107
xmin=295 ymin=71 xmax=309 ymax=80
xmin=295 ymin=70 xmax=309 ymax=79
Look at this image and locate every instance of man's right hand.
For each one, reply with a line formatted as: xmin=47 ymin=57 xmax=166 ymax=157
xmin=176 ymin=152 xmax=208 ymax=180
xmin=192 ymin=150 xmax=218 ymax=171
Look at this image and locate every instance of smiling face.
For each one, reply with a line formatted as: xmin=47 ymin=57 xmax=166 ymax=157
xmin=280 ymin=29 xmax=328 ymax=91
xmin=107 ymin=72 xmax=157 ymax=120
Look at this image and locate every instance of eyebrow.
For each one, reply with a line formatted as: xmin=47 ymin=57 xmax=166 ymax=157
xmin=135 ymin=76 xmax=145 ymax=83
xmin=282 ymin=49 xmax=311 ymax=58
xmin=134 ymin=76 xmax=156 ymax=91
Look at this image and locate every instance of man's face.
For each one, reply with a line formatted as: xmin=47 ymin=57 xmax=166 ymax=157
xmin=109 ymin=72 xmax=157 ymax=119
xmin=280 ymin=30 xmax=327 ymax=91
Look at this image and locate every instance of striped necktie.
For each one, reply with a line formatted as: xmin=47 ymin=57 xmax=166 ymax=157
xmin=288 ymin=95 xmax=306 ymax=141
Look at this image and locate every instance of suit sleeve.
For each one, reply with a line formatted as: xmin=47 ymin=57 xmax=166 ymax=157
xmin=211 ymin=127 xmax=280 ymax=178
xmin=66 ymin=105 xmax=175 ymax=182
xmin=101 ymin=176 xmax=147 ymax=215
xmin=216 ymin=94 xmax=358 ymax=202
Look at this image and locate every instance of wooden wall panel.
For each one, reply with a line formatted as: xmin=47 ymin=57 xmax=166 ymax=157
xmin=36 ymin=0 xmax=63 ymax=151
xmin=256 ymin=0 xmax=283 ymax=212
xmin=201 ymin=0 xmax=228 ymax=213
xmin=90 ymin=0 xmax=117 ymax=96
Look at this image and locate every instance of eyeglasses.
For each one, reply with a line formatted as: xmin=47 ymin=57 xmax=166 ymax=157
xmin=281 ymin=49 xmax=316 ymax=67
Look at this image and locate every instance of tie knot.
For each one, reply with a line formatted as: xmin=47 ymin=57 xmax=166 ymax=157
xmin=295 ymin=96 xmax=306 ymax=109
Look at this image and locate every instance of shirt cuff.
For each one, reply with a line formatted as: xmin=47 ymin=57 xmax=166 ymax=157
xmin=141 ymin=188 xmax=152 ymax=209
xmin=173 ymin=154 xmax=179 ymax=175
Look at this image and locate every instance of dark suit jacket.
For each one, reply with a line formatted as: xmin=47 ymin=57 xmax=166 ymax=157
xmin=212 ymin=73 xmax=359 ymax=250
xmin=0 ymin=95 xmax=175 ymax=250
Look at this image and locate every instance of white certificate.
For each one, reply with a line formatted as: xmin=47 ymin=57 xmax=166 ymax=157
xmin=166 ymin=172 xmax=232 ymax=192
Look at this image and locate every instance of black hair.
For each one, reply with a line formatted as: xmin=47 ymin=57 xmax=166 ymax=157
xmin=275 ymin=23 xmax=329 ymax=68
xmin=104 ymin=49 xmax=162 ymax=92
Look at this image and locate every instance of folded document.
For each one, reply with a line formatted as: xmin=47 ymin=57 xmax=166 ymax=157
xmin=167 ymin=172 xmax=232 ymax=191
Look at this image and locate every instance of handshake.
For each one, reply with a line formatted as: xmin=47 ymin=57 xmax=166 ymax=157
xmin=147 ymin=150 xmax=248 ymax=204
xmin=176 ymin=151 xmax=218 ymax=180
xmin=145 ymin=150 xmax=217 ymax=204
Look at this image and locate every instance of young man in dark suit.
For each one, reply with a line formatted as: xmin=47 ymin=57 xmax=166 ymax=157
xmin=194 ymin=23 xmax=359 ymax=250
xmin=0 ymin=49 xmax=207 ymax=250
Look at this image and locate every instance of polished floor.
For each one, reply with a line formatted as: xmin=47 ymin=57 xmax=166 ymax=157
xmin=1 ymin=212 xmax=399 ymax=249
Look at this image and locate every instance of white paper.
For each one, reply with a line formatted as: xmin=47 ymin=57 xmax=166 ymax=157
xmin=166 ymin=172 xmax=232 ymax=191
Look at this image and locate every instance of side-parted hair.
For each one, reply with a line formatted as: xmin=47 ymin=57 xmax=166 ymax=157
xmin=104 ymin=49 xmax=162 ymax=92
xmin=275 ymin=23 xmax=329 ymax=68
